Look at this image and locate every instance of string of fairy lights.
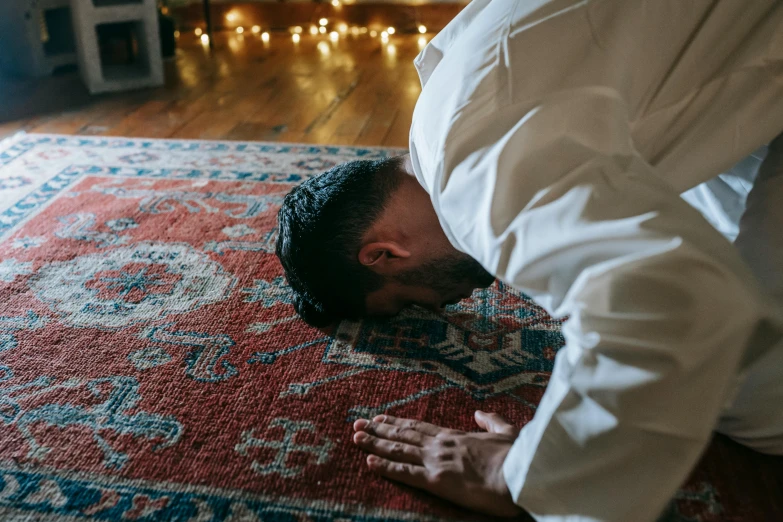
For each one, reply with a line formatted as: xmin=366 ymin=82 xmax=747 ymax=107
xmin=171 ymin=2 xmax=431 ymax=52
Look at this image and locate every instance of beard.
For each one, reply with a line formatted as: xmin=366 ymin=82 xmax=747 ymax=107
xmin=393 ymin=252 xmax=495 ymax=297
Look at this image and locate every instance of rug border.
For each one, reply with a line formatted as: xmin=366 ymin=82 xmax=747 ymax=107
xmin=0 ymin=132 xmax=409 ymax=155
xmin=0 ymin=459 xmax=457 ymax=522
xmin=0 ymin=134 xmax=407 ymax=242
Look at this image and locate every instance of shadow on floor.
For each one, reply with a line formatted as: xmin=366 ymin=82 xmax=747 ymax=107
xmin=0 ymin=68 xmax=93 ymax=124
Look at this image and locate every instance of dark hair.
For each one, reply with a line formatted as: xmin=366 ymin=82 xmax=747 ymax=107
xmin=275 ymin=157 xmax=405 ymax=327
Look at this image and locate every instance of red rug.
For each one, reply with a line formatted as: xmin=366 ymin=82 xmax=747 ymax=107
xmin=0 ymin=134 xmax=780 ymax=521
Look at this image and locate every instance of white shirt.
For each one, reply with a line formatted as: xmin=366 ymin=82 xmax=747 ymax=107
xmin=409 ymin=1 xmax=783 ymax=521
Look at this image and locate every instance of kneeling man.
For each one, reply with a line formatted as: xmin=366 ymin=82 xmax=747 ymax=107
xmin=276 ymin=1 xmax=783 ymax=520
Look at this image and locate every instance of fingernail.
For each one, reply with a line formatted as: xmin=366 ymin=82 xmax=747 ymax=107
xmin=354 ymin=432 xmax=368 ymax=443
xmin=367 ymin=455 xmax=379 ymax=465
xmin=353 ymin=419 xmax=369 ymax=431
xmin=373 ymin=415 xmax=386 ymax=423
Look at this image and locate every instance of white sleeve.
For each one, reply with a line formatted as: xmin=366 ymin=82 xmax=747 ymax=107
xmin=433 ymin=87 xmax=776 ymax=521
xmin=412 ymin=0 xmax=492 ymax=87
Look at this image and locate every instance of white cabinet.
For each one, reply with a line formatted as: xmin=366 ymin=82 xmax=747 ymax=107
xmin=70 ymin=0 xmax=164 ymax=94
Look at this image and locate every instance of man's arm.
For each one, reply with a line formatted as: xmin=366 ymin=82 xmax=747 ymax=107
xmin=434 ymin=87 xmax=780 ymax=521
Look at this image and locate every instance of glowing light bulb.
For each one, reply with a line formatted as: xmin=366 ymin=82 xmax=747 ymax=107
xmin=417 ymin=35 xmax=427 ymax=49
xmin=317 ymin=41 xmax=330 ymax=55
xmin=381 ymin=31 xmax=388 ymax=39
xmin=329 ymin=31 xmax=339 ymax=42
xmin=292 ymin=33 xmax=300 ymax=43
xmin=350 ymin=26 xmax=359 ymax=36
xmin=331 ymin=0 xmax=340 ymax=6
xmin=195 ymin=28 xmax=203 ymax=36
xmin=418 ymin=25 xmax=427 ymax=34
xmin=387 ymin=27 xmax=395 ymax=35
xmin=174 ymin=30 xmax=180 ymax=38
xmin=261 ymin=32 xmax=270 ymax=42
xmin=319 ymin=26 xmax=327 ymax=34
xmin=319 ymin=18 xmax=328 ymax=26
xmin=226 ymin=12 xmax=238 ymax=22
xmin=387 ymin=44 xmax=396 ymax=56
xmin=337 ymin=23 xmax=348 ymax=34
xmin=370 ymin=30 xmax=378 ymax=37
xmin=236 ymin=26 xmax=244 ymax=34
xmin=251 ymin=25 xmax=261 ymax=34
xmin=200 ymin=34 xmax=209 ymax=44
xmin=292 ymin=26 xmax=303 ymax=34
xmin=310 ymin=25 xmax=318 ymax=35
xmin=360 ymin=27 xmax=368 ymax=34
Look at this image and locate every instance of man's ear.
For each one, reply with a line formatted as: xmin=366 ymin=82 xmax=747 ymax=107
xmin=358 ymin=241 xmax=411 ymax=274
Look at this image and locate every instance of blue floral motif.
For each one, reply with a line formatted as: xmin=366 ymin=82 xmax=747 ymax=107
xmin=292 ymin=158 xmax=338 ymax=171
xmin=128 ymin=346 xmax=172 ymax=371
xmin=105 ymin=217 xmax=138 ymax=231
xmin=0 ymin=259 xmax=33 ymax=282
xmin=0 ymin=176 xmax=32 ymax=190
xmin=241 ymin=277 xmax=294 ymax=308
xmin=97 ymin=266 xmax=171 ymax=299
xmin=10 ymin=236 xmax=46 ymax=249
xmin=222 ymin=224 xmax=256 ymax=238
xmin=118 ymin=152 xmax=159 ymax=164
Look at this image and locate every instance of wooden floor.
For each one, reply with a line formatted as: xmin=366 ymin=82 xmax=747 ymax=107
xmin=0 ymin=30 xmax=425 ymax=148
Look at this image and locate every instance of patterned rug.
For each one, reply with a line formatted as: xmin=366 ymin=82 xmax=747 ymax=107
xmin=0 ymin=133 xmax=781 ymax=522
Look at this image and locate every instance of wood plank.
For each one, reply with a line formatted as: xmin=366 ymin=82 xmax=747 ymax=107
xmin=0 ymin=120 xmax=31 ymax=140
xmin=28 ymin=94 xmax=143 ymax=135
xmin=4 ymin=31 xmax=427 ymax=147
xmin=382 ymin=107 xmax=412 ymax=149
xmin=353 ymin=99 xmax=398 ymax=147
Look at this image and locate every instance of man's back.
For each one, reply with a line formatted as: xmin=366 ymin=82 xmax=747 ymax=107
xmin=412 ymin=0 xmax=783 ymax=195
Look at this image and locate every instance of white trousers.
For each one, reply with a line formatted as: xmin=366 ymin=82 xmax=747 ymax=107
xmin=684 ymin=136 xmax=783 ymax=455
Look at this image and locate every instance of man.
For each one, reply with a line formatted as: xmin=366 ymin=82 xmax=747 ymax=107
xmin=276 ymin=1 xmax=783 ymax=520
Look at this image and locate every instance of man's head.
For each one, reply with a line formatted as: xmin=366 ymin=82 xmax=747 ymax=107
xmin=275 ymin=155 xmax=494 ymax=327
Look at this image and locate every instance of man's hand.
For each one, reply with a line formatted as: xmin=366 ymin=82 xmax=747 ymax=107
xmin=352 ymin=411 xmax=523 ymax=517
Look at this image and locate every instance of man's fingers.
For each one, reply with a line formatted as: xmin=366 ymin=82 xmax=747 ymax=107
xmin=353 ymin=431 xmax=423 ymax=465
xmin=353 ymin=419 xmax=426 ymax=445
xmin=366 ymin=455 xmax=431 ymax=490
xmin=474 ymin=410 xmax=519 ymax=437
xmin=371 ymin=414 xmax=443 ymax=436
